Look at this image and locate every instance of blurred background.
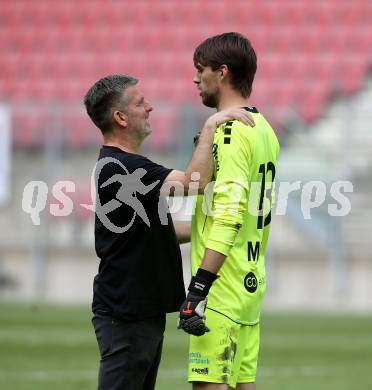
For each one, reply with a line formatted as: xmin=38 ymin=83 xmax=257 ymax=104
xmin=0 ymin=1 xmax=372 ymax=389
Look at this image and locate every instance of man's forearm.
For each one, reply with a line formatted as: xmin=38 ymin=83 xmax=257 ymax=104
xmin=200 ymin=248 xmax=226 ymax=274
xmin=173 ymin=220 xmax=191 ymax=244
xmin=184 ymin=121 xmax=215 ymax=192
xmin=159 ymin=120 xmax=215 ymax=197
xmin=161 ymin=108 xmax=254 ymax=196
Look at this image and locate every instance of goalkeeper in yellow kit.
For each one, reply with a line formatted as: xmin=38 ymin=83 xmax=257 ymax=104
xmin=178 ymin=32 xmax=280 ymax=390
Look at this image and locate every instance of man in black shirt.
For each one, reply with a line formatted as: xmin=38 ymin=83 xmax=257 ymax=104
xmin=84 ymin=74 xmax=253 ymax=390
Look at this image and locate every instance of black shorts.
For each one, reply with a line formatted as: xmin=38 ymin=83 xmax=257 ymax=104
xmin=92 ymin=312 xmax=166 ymax=390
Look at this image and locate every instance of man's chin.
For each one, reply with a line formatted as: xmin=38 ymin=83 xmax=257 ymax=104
xmin=143 ymin=127 xmax=152 ymax=138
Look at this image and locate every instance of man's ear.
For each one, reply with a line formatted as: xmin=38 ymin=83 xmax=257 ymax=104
xmin=219 ymin=64 xmax=229 ymax=80
xmin=113 ymin=110 xmax=128 ymax=128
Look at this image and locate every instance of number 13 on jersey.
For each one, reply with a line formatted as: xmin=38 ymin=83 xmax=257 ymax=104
xmin=256 ymin=162 xmax=276 ymax=229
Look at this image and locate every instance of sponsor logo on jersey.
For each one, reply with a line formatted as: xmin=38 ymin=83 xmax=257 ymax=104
xmin=244 ymin=272 xmax=258 ymax=293
xmin=192 ymin=367 xmax=209 ymax=375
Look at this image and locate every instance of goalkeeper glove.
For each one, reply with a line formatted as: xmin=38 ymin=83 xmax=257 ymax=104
xmin=178 ymin=268 xmax=218 ymax=336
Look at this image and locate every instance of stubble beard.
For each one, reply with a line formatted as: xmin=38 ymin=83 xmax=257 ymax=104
xmin=201 ymin=91 xmax=218 ymax=108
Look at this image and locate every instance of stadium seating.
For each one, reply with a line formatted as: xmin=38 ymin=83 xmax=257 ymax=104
xmin=1 ymin=0 xmax=371 ymax=147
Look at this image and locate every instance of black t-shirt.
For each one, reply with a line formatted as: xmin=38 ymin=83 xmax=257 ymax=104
xmin=92 ymin=146 xmax=185 ymax=321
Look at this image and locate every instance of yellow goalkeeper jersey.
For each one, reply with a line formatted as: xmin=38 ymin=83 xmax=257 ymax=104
xmin=191 ymin=107 xmax=280 ymax=325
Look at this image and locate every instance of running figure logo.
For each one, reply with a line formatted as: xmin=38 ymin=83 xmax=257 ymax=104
xmin=93 ymin=157 xmax=159 ymax=233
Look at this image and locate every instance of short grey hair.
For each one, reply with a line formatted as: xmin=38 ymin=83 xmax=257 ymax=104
xmin=84 ymin=74 xmax=138 ymax=134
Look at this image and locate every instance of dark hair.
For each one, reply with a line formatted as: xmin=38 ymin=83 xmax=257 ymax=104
xmin=84 ymin=74 xmax=138 ymax=134
xmin=193 ymin=32 xmax=257 ymax=98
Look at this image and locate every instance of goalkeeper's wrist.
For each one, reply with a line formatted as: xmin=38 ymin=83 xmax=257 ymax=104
xmin=188 ymin=268 xmax=218 ymax=297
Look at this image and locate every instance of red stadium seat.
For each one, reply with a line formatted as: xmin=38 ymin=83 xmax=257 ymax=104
xmin=337 ymin=56 xmax=369 ymax=95
xmin=2 ymin=0 xmax=372 ymax=147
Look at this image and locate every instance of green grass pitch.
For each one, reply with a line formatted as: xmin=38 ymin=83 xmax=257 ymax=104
xmin=0 ymin=304 xmax=371 ymax=390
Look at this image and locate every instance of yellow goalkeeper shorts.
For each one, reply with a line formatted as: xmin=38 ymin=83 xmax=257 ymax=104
xmin=188 ymin=308 xmax=260 ymax=388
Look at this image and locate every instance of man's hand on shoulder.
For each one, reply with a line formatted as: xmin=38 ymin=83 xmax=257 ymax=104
xmin=205 ymin=107 xmax=255 ymax=130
